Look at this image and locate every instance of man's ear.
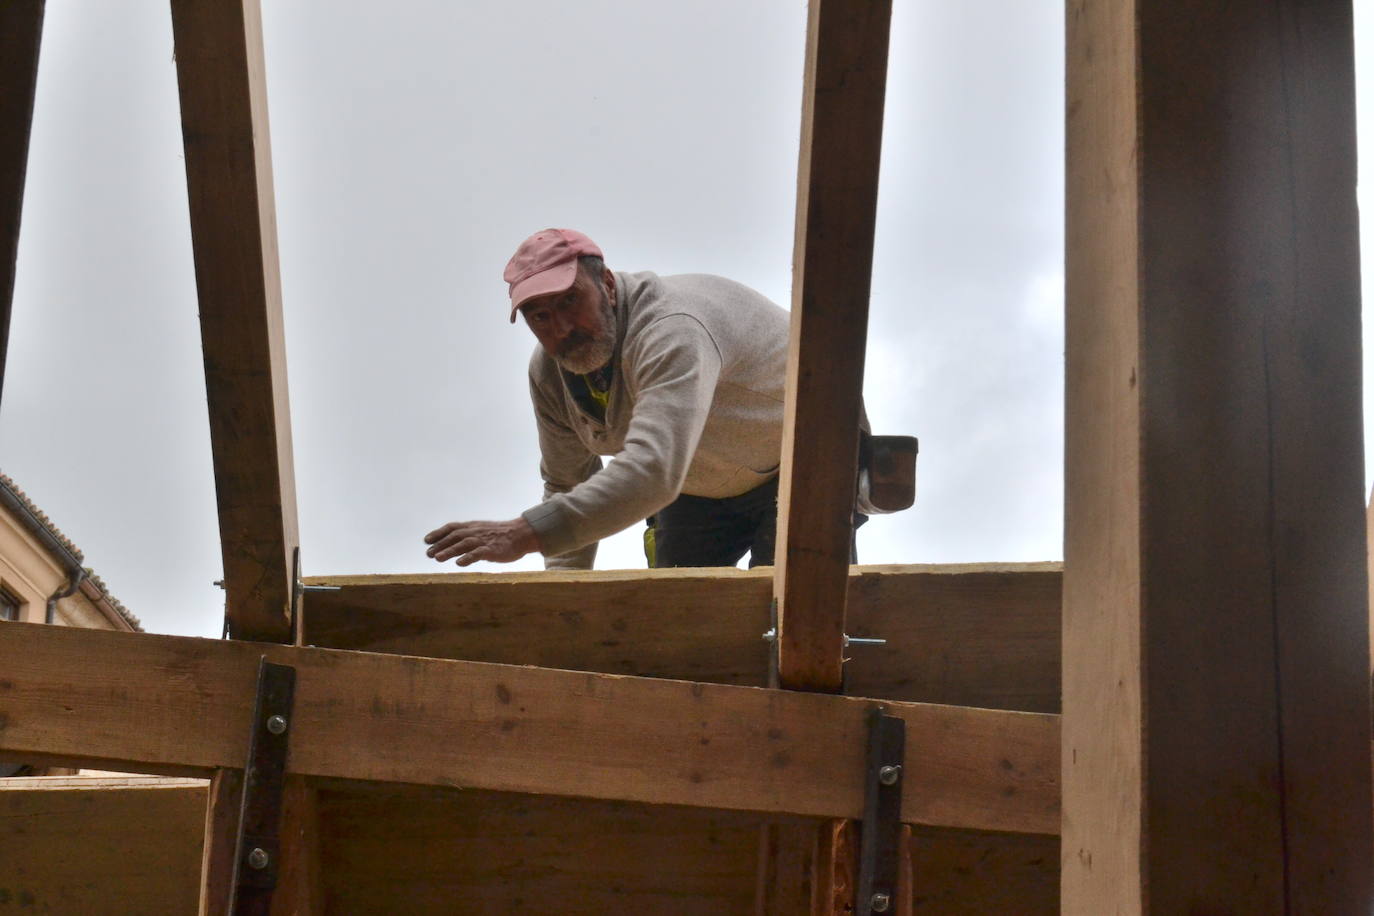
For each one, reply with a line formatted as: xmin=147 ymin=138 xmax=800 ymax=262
xmin=603 ymin=267 xmax=616 ymax=301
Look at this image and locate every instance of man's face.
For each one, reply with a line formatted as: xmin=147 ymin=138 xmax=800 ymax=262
xmin=520 ymin=267 xmax=616 ymax=374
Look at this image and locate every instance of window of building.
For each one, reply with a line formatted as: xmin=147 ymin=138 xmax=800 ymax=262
xmin=0 ymin=589 xmax=20 ymax=622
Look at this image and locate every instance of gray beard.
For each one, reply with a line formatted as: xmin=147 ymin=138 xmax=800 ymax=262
xmin=552 ymin=289 xmax=616 ymax=374
xmin=554 ymin=334 xmax=615 ymax=374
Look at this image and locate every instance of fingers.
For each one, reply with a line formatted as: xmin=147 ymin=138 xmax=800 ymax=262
xmin=431 ymin=535 xmax=482 ymax=563
xmin=455 ymin=546 xmax=491 ymax=567
xmin=424 ymin=522 xmax=459 ymax=545
xmin=425 ymin=522 xmax=482 ymax=559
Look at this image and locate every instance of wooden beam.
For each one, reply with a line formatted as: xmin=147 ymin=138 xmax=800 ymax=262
xmin=1063 ymin=0 xmax=1372 ymax=909
xmin=0 ymin=1 xmax=44 ymax=409
xmin=774 ymin=0 xmax=893 ymax=692
xmin=0 ymin=622 xmax=1058 ymax=834
xmin=300 ymin=563 xmax=1063 ymax=712
xmin=170 ymin=0 xmax=298 ymax=643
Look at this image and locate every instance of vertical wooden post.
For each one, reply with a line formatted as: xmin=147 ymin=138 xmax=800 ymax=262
xmin=198 ymin=769 xmax=241 ymax=916
xmin=761 ymin=0 xmax=896 ymax=913
xmin=171 ymin=0 xmax=298 ymax=644
xmin=1063 ymin=0 xmax=1373 ymax=910
xmin=773 ymin=0 xmax=892 ymax=693
xmin=0 ymin=1 xmax=45 ymax=410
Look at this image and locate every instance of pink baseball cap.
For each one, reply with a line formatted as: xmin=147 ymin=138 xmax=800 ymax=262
xmin=503 ymin=228 xmax=604 ymax=322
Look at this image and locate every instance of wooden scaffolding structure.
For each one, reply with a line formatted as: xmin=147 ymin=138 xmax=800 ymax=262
xmin=2 ymin=0 xmax=1371 ymax=912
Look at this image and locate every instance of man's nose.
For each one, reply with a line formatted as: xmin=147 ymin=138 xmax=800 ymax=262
xmin=549 ymin=310 xmax=573 ymax=339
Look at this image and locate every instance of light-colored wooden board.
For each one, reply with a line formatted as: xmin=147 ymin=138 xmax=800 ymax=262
xmin=0 ymin=777 xmax=206 ymax=913
xmin=774 ymin=0 xmax=892 ymax=694
xmin=302 ymin=563 xmax=1062 ymax=713
xmin=1063 ymin=0 xmax=1372 ymax=909
xmin=170 ymin=0 xmax=298 ymax=643
xmin=0 ymin=622 xmax=1058 ymax=834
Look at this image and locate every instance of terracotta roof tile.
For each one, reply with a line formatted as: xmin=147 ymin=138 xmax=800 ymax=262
xmin=0 ymin=471 xmax=142 ymax=631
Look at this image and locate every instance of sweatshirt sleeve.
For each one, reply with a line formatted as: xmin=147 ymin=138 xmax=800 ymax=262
xmin=525 ymin=365 xmax=602 ymax=569
xmin=521 ymin=314 xmax=722 ymax=557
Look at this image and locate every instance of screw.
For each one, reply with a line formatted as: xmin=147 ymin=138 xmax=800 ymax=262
xmin=266 ymin=715 xmax=288 ymax=735
xmin=247 ymin=847 xmax=270 ymax=870
xmin=870 ymin=891 xmax=891 ymax=912
xmin=878 ymin=764 xmax=902 ymax=786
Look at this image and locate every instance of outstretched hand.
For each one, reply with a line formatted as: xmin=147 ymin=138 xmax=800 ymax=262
xmin=424 ymin=517 xmax=541 ymax=566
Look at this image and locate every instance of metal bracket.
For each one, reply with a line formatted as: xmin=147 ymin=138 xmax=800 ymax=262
xmin=229 ymin=657 xmax=297 ymax=914
xmin=290 ymin=547 xmax=340 ymax=647
xmin=857 ymin=706 xmax=906 ymax=915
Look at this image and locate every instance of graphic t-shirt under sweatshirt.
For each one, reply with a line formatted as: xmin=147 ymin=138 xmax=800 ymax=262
xmin=521 ymin=271 xmax=789 ymax=569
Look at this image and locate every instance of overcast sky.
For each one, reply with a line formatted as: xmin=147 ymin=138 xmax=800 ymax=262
xmin=0 ymin=1 xmax=1366 ymax=638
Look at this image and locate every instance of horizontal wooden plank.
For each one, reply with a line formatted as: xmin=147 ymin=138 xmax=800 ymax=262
xmin=302 ymin=562 xmax=1062 ymax=712
xmin=0 ymin=622 xmax=1058 ymax=834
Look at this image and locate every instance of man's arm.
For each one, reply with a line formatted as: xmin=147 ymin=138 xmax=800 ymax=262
xmin=424 ymin=517 xmax=541 ymax=566
xmin=424 ymin=358 xmax=602 ymax=569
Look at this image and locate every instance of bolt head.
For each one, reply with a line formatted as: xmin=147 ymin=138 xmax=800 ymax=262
xmin=247 ymin=847 xmax=270 ymax=870
xmin=266 ymin=714 xmax=288 ymax=735
xmin=878 ymin=764 xmax=902 ymax=786
xmin=870 ymin=891 xmax=891 ymax=912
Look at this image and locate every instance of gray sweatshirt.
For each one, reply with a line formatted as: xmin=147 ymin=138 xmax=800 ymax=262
xmin=521 ymin=271 xmax=789 ymax=568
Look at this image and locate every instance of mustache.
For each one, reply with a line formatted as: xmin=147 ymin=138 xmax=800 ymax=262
xmin=557 ymin=332 xmax=596 ymax=356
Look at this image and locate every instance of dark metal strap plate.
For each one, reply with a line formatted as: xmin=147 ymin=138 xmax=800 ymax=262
xmin=230 ymin=657 xmax=296 ymax=914
xmin=857 ymin=706 xmax=906 ymax=915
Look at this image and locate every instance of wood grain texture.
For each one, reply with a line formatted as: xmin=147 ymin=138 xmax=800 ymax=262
xmin=1062 ymin=0 xmax=1143 ymax=906
xmin=273 ymin=778 xmax=322 ymax=915
xmin=909 ymin=827 xmax=1056 ymax=914
xmin=774 ymin=0 xmax=893 ymax=692
xmin=199 ymin=768 xmax=240 ymax=916
xmin=301 ymin=563 xmax=1062 ymax=713
xmin=0 ymin=622 xmax=1058 ymax=834
xmin=1 ymin=777 xmax=206 ymax=914
xmin=0 ymin=1 xmax=44 ymax=409
xmin=1064 ymin=0 xmax=1373 ymax=910
xmin=319 ymin=785 xmax=762 ymax=915
xmin=170 ymin=0 xmax=298 ymax=643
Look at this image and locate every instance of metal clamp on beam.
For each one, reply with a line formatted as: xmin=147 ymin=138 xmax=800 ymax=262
xmin=230 ymin=657 xmax=297 ymax=914
xmin=857 ymin=706 xmax=906 ymax=915
xmin=289 ymin=546 xmax=340 ymax=645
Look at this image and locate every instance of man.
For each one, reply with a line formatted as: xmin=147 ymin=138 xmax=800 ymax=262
xmin=424 ymin=227 xmax=804 ymax=570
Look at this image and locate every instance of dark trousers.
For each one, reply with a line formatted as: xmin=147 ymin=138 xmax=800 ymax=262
xmin=649 ymin=477 xmax=862 ymax=569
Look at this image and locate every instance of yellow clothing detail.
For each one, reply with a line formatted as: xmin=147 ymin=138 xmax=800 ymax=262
xmin=584 ymin=377 xmax=610 ymax=411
